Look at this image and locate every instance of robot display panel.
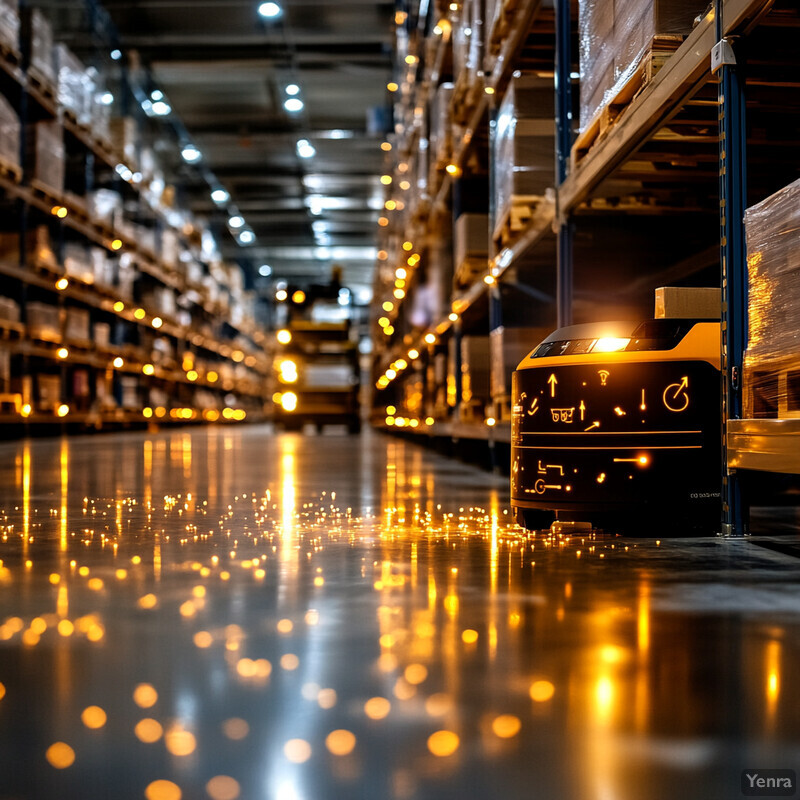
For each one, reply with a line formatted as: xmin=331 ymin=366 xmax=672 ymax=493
xmin=511 ymin=359 xmax=721 ymax=514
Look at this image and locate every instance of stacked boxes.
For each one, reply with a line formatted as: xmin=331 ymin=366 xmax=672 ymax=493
xmin=453 ymin=213 xmax=489 ymax=287
xmin=0 ymin=0 xmax=18 ymax=53
xmin=489 ymin=326 xmax=551 ymax=403
xmin=22 ymin=8 xmax=55 ymax=88
xmin=0 ymin=93 xmax=19 ymax=168
xmin=578 ymin=0 xmax=706 ymax=130
xmin=460 ymin=335 xmax=491 ymax=416
xmin=26 ymin=302 xmax=60 ymax=341
xmin=492 ymin=76 xmax=555 ymax=236
xmin=743 ymin=177 xmax=800 ymax=419
xmin=63 ymin=307 xmax=91 ymax=342
xmin=29 ymin=120 xmax=65 ymax=191
xmin=429 ymin=83 xmax=454 ymax=168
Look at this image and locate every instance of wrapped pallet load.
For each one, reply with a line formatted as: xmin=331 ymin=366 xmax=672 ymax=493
xmin=578 ymin=0 xmax=707 ymax=132
xmin=743 ymin=177 xmax=800 ymax=419
xmin=492 ymin=75 xmax=555 ymax=244
xmin=0 ymin=0 xmax=19 ymax=53
xmin=0 ymin=93 xmax=19 ymax=170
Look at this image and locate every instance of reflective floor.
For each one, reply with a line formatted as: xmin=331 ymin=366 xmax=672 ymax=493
xmin=1 ymin=425 xmax=799 ymax=800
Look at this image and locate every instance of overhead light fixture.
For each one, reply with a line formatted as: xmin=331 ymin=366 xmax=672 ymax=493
xmin=285 ymin=83 xmax=300 ymax=96
xmin=228 ymin=215 xmax=245 ymax=229
xmin=259 ymin=264 xmax=272 ymax=277
xmin=258 ymin=1 xmax=282 ymax=18
xmin=150 ymin=90 xmax=164 ymax=101
xmin=296 ymin=139 xmax=315 ymax=158
xmin=238 ymin=230 xmax=256 ymax=245
xmin=211 ymin=188 xmax=229 ymax=204
xmin=284 ymin=98 xmax=304 ymax=113
xmin=181 ymin=144 xmax=202 ymax=163
xmin=110 ymin=49 xmax=122 ymax=61
xmin=100 ymin=92 xmax=114 ymax=106
xmin=151 ymin=100 xmax=171 ymax=116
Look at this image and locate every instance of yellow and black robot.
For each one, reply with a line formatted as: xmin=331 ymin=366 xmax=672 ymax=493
xmin=511 ymin=317 xmax=721 ymax=534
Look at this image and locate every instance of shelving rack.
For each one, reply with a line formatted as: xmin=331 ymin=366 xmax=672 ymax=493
xmin=0 ymin=2 xmax=269 ymax=433
xmin=371 ymin=0 xmax=800 ymax=531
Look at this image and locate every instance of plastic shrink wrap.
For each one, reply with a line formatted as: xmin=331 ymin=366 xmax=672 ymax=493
xmin=0 ymin=93 xmax=19 ymax=168
xmin=492 ymin=75 xmax=555 ymax=236
xmin=578 ymin=0 xmax=706 ymax=131
xmin=0 ymin=0 xmax=19 ymax=53
xmin=743 ymin=177 xmax=800 ymax=419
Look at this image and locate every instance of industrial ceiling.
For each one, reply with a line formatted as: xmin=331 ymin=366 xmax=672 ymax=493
xmin=52 ymin=0 xmax=396 ymax=303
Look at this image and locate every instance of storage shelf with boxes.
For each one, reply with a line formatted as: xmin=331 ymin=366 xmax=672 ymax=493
xmin=0 ymin=2 xmax=268 ymax=432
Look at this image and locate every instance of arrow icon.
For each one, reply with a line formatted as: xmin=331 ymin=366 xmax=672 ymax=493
xmin=584 ymin=421 xmax=600 ymax=432
xmin=579 ymin=400 xmax=585 ymax=421
xmin=548 ymin=374 xmax=558 ymax=397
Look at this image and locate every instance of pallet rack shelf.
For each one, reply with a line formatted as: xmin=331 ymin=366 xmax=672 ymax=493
xmin=0 ymin=3 xmax=268 ymax=432
xmin=373 ymin=0 xmax=800 ymax=527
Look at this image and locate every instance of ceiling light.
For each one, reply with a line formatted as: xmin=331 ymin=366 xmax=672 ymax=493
xmin=259 ymin=264 xmax=272 ymax=277
xmin=228 ymin=215 xmax=245 ymax=228
xmin=296 ymin=139 xmax=315 ymax=158
xmin=284 ymin=98 xmax=304 ymax=113
xmin=211 ymin=188 xmax=229 ymax=204
xmin=258 ymin=1 xmax=282 ymax=18
xmin=110 ymin=49 xmax=122 ymax=61
xmin=238 ymin=230 xmax=256 ymax=245
xmin=151 ymin=101 xmax=171 ymax=116
xmin=181 ymin=144 xmax=202 ymax=163
xmin=285 ymin=83 xmax=300 ymax=96
xmin=100 ymin=92 xmax=114 ymax=106
xmin=150 ymin=90 xmax=164 ymax=101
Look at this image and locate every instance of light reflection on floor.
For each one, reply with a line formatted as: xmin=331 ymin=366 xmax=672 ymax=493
xmin=0 ymin=426 xmax=799 ymax=800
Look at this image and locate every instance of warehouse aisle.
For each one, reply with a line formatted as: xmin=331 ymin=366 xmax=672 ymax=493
xmin=1 ymin=426 xmax=800 ymax=800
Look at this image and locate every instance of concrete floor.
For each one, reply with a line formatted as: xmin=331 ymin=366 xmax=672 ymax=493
xmin=0 ymin=425 xmax=799 ymax=800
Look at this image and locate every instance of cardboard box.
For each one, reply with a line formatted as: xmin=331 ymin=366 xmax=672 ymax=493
xmin=654 ymin=287 xmax=721 ymax=319
xmin=453 ymin=213 xmax=489 ymax=286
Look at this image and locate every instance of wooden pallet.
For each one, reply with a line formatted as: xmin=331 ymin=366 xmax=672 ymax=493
xmin=26 ymin=67 xmax=57 ymax=105
xmin=571 ymin=37 xmax=684 ymax=168
xmin=0 ymin=39 xmax=21 ymax=67
xmin=745 ymin=357 xmax=800 ymax=420
xmin=0 ymin=155 xmax=22 ymax=184
xmin=451 ymin=74 xmax=483 ymax=127
xmin=488 ymin=0 xmax=522 ymax=56
xmin=493 ymin=194 xmax=546 ymax=248
xmin=29 ymin=178 xmax=64 ymax=205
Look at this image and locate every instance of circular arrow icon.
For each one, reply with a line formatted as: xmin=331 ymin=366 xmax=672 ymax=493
xmin=662 ymin=376 xmax=689 ymax=412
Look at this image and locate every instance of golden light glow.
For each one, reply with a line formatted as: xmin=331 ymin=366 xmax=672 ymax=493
xmin=445 ymin=164 xmax=459 ymax=175
xmin=111 ymin=239 xmax=123 ymax=251
xmin=484 ymin=274 xmax=496 ymax=285
xmin=381 ymin=141 xmax=392 ymax=152
xmin=165 ymin=726 xmax=196 ymax=756
xmin=142 ymin=364 xmax=155 ymax=376
xmin=21 ymin=403 xmax=32 ymax=418
xmin=395 ymin=267 xmax=407 ymax=279
xmin=113 ymin=301 xmax=124 ymax=312
xmin=152 ymin=317 xmax=163 ymax=329
xmin=186 ymin=370 xmax=198 ymax=382
xmin=529 ymin=680 xmax=555 ymax=702
xmin=284 ymin=738 xmax=312 ymax=763
xmin=380 ymin=175 xmax=392 ymax=185
xmin=135 ymin=718 xmax=163 ymax=743
xmin=57 ymin=404 xmax=69 ymax=418
xmin=325 ymin=729 xmax=356 ymax=756
xmin=81 ymin=706 xmax=107 ymax=729
xmin=222 ymin=719 xmax=249 ymax=740
xmin=45 ymin=742 xmax=75 ymax=769
xmin=207 ymin=371 xmax=218 ymax=383
xmin=427 ymin=730 xmax=459 ymax=757
xmin=55 ymin=277 xmax=69 ymax=291
xmin=424 ymin=333 xmax=436 ymax=345
xmin=276 ymin=329 xmax=292 ymax=345
xmin=378 ymin=217 xmax=389 ymax=227
xmin=144 ymin=780 xmax=182 ymax=800
xmin=275 ymin=289 xmax=288 ymax=302
xmin=404 ymin=663 xmax=428 ymax=685
xmin=462 ymin=629 xmax=479 ymax=644
xmin=206 ymin=776 xmax=241 ymax=800
xmin=57 ymin=347 xmax=69 ymax=359
xmin=404 ymin=54 xmax=417 ymax=64
xmin=382 ymin=301 xmax=394 ymax=312
xmin=113 ymin=357 xmax=124 ymax=368
xmin=133 ymin=683 xmax=158 ymax=708
xmin=492 ymin=714 xmax=521 ymax=738
xmin=387 ymin=82 xmax=399 ymax=92
xmin=592 ymin=337 xmax=630 ymax=353
xmin=364 ymin=696 xmax=391 ymax=720
xmin=280 ymin=392 xmax=298 ymax=412
xmin=292 ymin=290 xmax=306 ymax=304
xmin=134 ymin=308 xmax=146 ymax=320
xmin=485 ymin=86 xmax=495 ymax=95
